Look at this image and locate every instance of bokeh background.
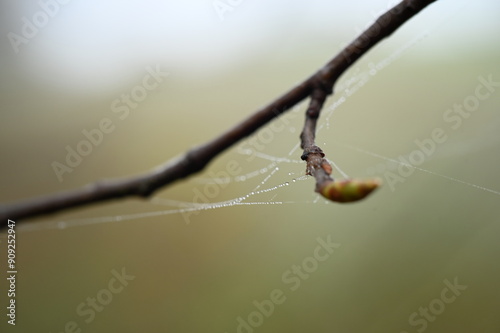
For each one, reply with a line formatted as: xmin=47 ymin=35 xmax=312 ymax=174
xmin=1 ymin=0 xmax=500 ymax=332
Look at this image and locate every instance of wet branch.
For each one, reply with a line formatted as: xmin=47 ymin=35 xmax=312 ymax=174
xmin=300 ymin=88 xmax=333 ymax=188
xmin=0 ymin=0 xmax=437 ymax=227
xmin=299 ymin=87 xmax=382 ymax=203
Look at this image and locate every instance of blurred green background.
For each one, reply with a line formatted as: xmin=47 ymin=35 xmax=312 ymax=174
xmin=1 ymin=1 xmax=500 ymax=332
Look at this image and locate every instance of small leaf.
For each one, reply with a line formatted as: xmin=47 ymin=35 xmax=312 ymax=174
xmin=319 ymin=178 xmax=381 ymax=203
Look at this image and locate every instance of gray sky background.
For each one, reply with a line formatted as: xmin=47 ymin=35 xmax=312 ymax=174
xmin=2 ymin=0 xmax=500 ymax=93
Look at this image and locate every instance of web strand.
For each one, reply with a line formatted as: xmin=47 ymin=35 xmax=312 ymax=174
xmin=18 ymin=8 xmax=495 ymax=232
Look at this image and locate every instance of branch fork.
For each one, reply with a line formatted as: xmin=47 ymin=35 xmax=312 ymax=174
xmin=0 ymin=0 xmax=437 ymax=226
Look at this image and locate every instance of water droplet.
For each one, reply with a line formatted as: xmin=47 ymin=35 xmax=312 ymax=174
xmin=285 ymin=182 xmax=289 ymax=186
xmin=292 ymin=179 xmax=296 ymax=182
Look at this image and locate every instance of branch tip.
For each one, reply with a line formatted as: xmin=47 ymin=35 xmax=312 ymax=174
xmin=318 ymin=178 xmax=382 ymax=203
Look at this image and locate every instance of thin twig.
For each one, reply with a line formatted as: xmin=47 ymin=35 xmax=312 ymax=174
xmin=300 ymin=88 xmax=333 ymax=188
xmin=299 ymin=83 xmax=382 ymax=203
xmin=0 ymin=0 xmax=437 ymax=227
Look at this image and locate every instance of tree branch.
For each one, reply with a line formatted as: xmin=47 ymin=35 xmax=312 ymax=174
xmin=0 ymin=0 xmax=437 ymax=227
xmin=300 ymin=88 xmax=333 ymax=188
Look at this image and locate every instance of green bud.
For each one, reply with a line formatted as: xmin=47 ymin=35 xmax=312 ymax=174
xmin=319 ymin=178 xmax=381 ymax=203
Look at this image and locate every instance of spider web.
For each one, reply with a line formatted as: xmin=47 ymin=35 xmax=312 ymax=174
xmin=16 ymin=5 xmax=500 ymax=233
xmin=17 ymin=31 xmax=500 ymax=231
